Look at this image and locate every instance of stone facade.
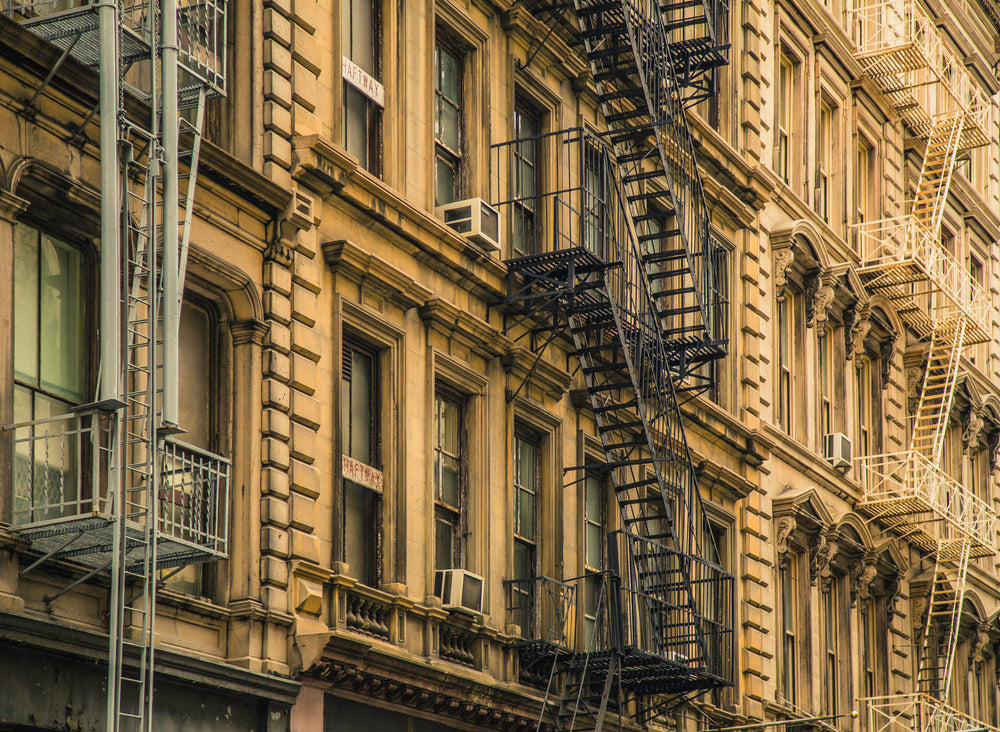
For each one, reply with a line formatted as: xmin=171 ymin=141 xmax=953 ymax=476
xmin=1 ymin=0 xmax=1000 ymax=731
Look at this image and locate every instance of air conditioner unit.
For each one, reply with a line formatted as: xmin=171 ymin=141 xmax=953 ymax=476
xmin=435 ymin=198 xmax=501 ymax=252
xmin=434 ymin=569 xmax=484 ymax=614
xmin=824 ymin=432 xmax=852 ymax=470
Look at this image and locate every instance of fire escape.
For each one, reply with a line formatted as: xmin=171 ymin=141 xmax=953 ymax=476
xmin=1 ymin=0 xmax=228 ymax=730
xmin=850 ymin=0 xmax=997 ymax=728
xmin=499 ymin=1 xmax=732 ymax=729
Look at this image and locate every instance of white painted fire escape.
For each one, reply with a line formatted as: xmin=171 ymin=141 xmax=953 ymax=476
xmin=850 ymin=0 xmax=998 ymax=729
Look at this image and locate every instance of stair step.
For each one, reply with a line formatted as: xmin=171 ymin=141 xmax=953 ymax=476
xmin=593 ymin=398 xmax=638 ymax=414
xmin=599 ymin=418 xmax=644 ymax=432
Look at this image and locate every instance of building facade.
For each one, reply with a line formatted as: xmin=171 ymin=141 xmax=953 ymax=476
xmin=1 ymin=0 xmax=999 ymax=731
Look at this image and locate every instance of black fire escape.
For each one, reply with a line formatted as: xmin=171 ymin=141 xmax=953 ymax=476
xmin=500 ymin=1 xmax=732 ymax=729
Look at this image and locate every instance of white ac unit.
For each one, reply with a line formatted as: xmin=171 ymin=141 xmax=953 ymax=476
xmin=435 ymin=198 xmax=501 ymax=252
xmin=434 ymin=568 xmax=484 ymax=614
xmin=824 ymin=432 xmax=852 ymax=470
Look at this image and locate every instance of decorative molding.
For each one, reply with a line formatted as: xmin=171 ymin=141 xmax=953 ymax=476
xmin=850 ymin=555 xmax=879 ymax=610
xmin=775 ymin=516 xmax=797 ymax=570
xmin=419 ymin=298 xmax=510 ymax=360
xmin=773 ymin=247 xmax=796 ymax=303
xmin=879 ymin=332 xmax=897 ymax=390
xmin=804 ymin=269 xmax=821 ymax=327
xmin=323 ymin=239 xmax=433 ymax=311
xmin=501 ymin=347 xmax=572 ymax=402
xmin=810 ymin=269 xmax=838 ymax=335
xmin=963 ymin=406 xmax=987 ymax=454
xmin=231 ymin=319 xmax=269 ymax=347
xmin=810 ymin=529 xmax=839 ymax=590
xmin=849 ymin=303 xmax=872 ymax=368
xmin=0 ymin=190 xmax=29 ymax=223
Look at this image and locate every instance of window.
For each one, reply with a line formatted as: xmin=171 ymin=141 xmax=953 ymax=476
xmin=511 ymin=102 xmax=540 ymax=258
xmin=434 ymin=39 xmax=463 ymax=205
xmin=777 ymin=295 xmax=793 ymax=435
xmin=582 ymin=140 xmax=610 ymax=258
xmin=819 ymin=332 xmax=833 ymax=438
xmin=161 ymin=299 xmax=218 ymax=596
xmin=816 ymin=100 xmax=832 ymax=221
xmin=342 ymin=338 xmax=382 ymax=586
xmin=582 ymin=473 xmax=605 ymax=647
xmin=856 ymin=356 xmax=876 ymax=458
xmin=342 ymin=0 xmax=382 ymax=172
xmin=855 ymin=138 xmax=873 ymax=243
xmin=433 ymin=385 xmax=466 ymax=572
xmin=776 ymin=53 xmax=793 ymax=183
xmin=13 ymin=224 xmax=88 ymax=521
xmin=822 ymin=581 xmax=841 ymax=713
xmin=861 ymin=596 xmax=887 ymax=697
xmin=511 ymin=428 xmax=540 ymax=634
xmin=778 ymin=555 xmax=799 ymax=705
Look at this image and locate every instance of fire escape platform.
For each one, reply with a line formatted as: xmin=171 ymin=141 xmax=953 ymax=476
xmin=856 ymin=451 xmax=997 ymax=558
xmin=574 ymin=647 xmax=729 ymax=695
xmin=16 ymin=5 xmax=151 ymax=66
xmin=865 ymin=693 xmax=1000 ymax=732
xmin=854 ymin=218 xmax=991 ymax=344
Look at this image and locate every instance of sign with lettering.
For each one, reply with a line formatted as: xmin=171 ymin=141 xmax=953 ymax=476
xmin=342 ymin=454 xmax=383 ymax=493
xmin=342 ymin=57 xmax=385 ymax=107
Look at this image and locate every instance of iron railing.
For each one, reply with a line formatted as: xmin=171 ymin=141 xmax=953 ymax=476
xmin=504 ymin=575 xmax=576 ymax=647
xmin=157 ymin=436 xmax=229 ymax=561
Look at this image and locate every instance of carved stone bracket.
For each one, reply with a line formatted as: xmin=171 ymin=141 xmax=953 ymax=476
xmin=989 ymin=430 xmax=1000 ymax=473
xmin=906 ymin=351 xmax=930 ymax=416
xmin=810 ymin=270 xmax=838 ymax=336
xmin=971 ymin=623 xmax=991 ymax=669
xmin=776 ymin=516 xmax=797 ymax=570
xmin=879 ymin=332 xmax=897 ymax=390
xmin=963 ymin=406 xmax=987 ymax=454
xmin=810 ymin=529 xmax=839 ymax=590
xmin=849 ymin=303 xmax=872 ymax=368
xmin=774 ymin=247 xmax=796 ymax=303
xmin=885 ymin=573 xmax=901 ymax=625
xmin=804 ymin=269 xmax=821 ymax=326
xmin=850 ymin=554 xmax=879 ymax=610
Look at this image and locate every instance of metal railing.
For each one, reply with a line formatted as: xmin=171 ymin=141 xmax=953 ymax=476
xmin=157 ymin=436 xmax=229 ymax=558
xmin=856 ymin=451 xmax=997 ymax=555
xmin=177 ymin=0 xmax=227 ymax=96
xmin=855 ymin=216 xmax=992 ymax=341
xmin=1 ymin=0 xmax=151 ymax=36
xmin=504 ymin=575 xmax=576 ymax=647
xmin=864 ymin=694 xmax=1000 ymax=732
xmin=5 ymin=407 xmax=114 ymax=528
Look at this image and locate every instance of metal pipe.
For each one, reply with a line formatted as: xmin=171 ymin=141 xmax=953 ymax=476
xmin=161 ymin=0 xmax=180 ymax=429
xmin=97 ymin=0 xmax=119 ymax=406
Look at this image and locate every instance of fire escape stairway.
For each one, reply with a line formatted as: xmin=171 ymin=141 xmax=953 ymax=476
xmin=915 ymin=539 xmax=971 ymax=700
xmin=908 ymin=320 xmax=965 ymax=463
xmin=657 ymin=0 xmax=730 ymax=105
xmin=910 ymin=114 xmax=962 ymax=240
xmin=573 ymin=1 xmax=726 ymax=382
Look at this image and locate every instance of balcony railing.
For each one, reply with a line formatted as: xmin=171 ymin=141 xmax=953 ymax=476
xmin=504 ymin=575 xmax=576 ymax=648
xmin=855 ymin=216 xmax=991 ymax=342
xmin=3 ymin=408 xmax=229 ymax=568
xmin=857 ymin=451 xmax=997 ymax=556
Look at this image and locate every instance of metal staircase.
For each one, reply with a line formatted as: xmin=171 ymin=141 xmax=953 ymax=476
xmin=1 ymin=0 xmax=228 ymax=730
xmin=847 ymin=0 xmax=997 ymax=726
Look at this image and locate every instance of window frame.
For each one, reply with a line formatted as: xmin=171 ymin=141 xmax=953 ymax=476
xmin=433 ymin=381 xmax=467 ymax=572
xmin=434 ymin=36 xmax=465 ymax=206
xmin=511 ymin=99 xmax=542 ymax=258
xmin=341 ymin=0 xmax=383 ymax=174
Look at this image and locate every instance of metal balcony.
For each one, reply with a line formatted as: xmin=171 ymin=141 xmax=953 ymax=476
xmin=865 ymin=694 xmax=1000 ymax=732
xmin=4 ymin=406 xmax=229 ymax=570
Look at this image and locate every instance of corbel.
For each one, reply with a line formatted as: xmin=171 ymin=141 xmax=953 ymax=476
xmin=810 ymin=528 xmax=839 ymax=590
xmin=848 ymin=302 xmax=872 ymax=368
xmin=810 ymin=268 xmax=839 ymax=336
xmin=775 ymin=515 xmax=797 ymax=570
xmin=879 ymin=331 xmax=897 ymax=390
xmin=773 ymin=246 xmax=796 ymax=303
xmin=963 ymin=406 xmax=987 ymax=454
xmin=850 ymin=552 xmax=879 ymax=609
xmin=971 ymin=622 xmax=991 ymax=669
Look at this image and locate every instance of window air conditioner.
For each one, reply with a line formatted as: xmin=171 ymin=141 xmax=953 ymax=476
xmin=434 ymin=569 xmax=484 ymax=614
xmin=435 ymin=198 xmax=501 ymax=252
xmin=824 ymin=432 xmax=852 ymax=470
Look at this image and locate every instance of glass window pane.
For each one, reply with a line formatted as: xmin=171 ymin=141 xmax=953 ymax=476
xmin=435 ymin=514 xmax=453 ymax=571
xmin=440 ymin=455 xmax=460 ymax=507
xmin=12 ymin=386 xmax=32 ymax=520
xmin=436 ymin=155 xmax=455 ymax=206
xmin=349 ymin=350 xmax=372 ymax=464
xmin=38 ymin=235 xmax=84 ymax=401
xmin=178 ymin=302 xmax=211 ymax=448
xmin=439 ymin=103 xmax=459 ymax=152
xmin=585 ymin=478 xmax=601 ymax=520
xmin=438 ymin=46 xmax=459 ymax=99
xmin=519 ymin=487 xmax=534 ymax=539
xmin=344 ymin=480 xmax=370 ymax=580
xmin=586 ymin=523 xmax=602 ymax=569
xmin=343 ymin=86 xmax=370 ymax=169
xmin=13 ymin=224 xmax=38 ymax=385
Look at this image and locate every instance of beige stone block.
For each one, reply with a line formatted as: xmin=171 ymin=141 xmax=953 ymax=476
xmin=264 ymin=131 xmax=293 ymax=169
xmin=293 ymin=104 xmax=319 ymax=138
xmin=290 ymin=0 xmax=316 ymax=34
xmin=263 ymin=437 xmax=291 ymax=469
xmin=741 ymin=506 xmax=764 ymax=537
xmin=264 ymin=71 xmax=292 ymax=108
xmin=742 ymin=648 xmax=770 ymax=679
xmin=264 ymin=41 xmax=293 ymax=78
xmin=291 ymin=25 xmax=320 ymax=74
xmin=264 ymin=162 xmax=294 ymax=189
xmin=743 ymin=626 xmax=768 ymax=655
xmin=744 ymin=533 xmax=766 ymax=561
xmin=295 ymin=577 xmax=323 ymax=615
xmin=262 ymin=408 xmax=290 ymax=439
xmin=744 ymin=673 xmax=765 ymax=702
xmin=262 ymin=380 xmax=290 ymax=410
xmin=290 ymin=460 xmax=321 ymax=498
xmin=261 ymin=585 xmax=289 ymax=614
xmin=264 ymin=261 xmax=293 ymax=296
xmin=266 ymin=322 xmax=291 ymax=354
xmin=290 ymin=493 xmax=316 ymax=531
xmin=262 ymin=466 xmax=289 ymax=498
xmin=290 ymin=422 xmax=317 ymax=463
xmin=261 ymin=556 xmax=289 ymax=587
xmin=290 ymin=391 xmax=321 ymax=430
xmin=264 ymin=0 xmax=291 ymax=19
xmin=290 ymin=529 xmax=320 ymax=562
xmin=294 ymin=227 xmax=318 ymax=258
xmin=263 ymin=8 xmax=292 ymax=45
xmin=261 ymin=526 xmax=290 ymax=557
xmin=293 ymin=249 xmax=323 ymax=293
xmin=291 ymin=321 xmax=322 ymax=362
xmin=290 ymin=353 xmax=317 ymax=395
xmin=262 ymin=496 xmax=290 ymax=527
xmin=292 ymin=62 xmax=318 ymax=113
xmin=264 ymin=290 xmax=291 ymax=324
xmin=265 ymin=102 xmax=293 ymax=137
xmin=264 ymin=349 xmax=291 ymax=382
xmin=291 ymin=283 xmax=317 ymax=327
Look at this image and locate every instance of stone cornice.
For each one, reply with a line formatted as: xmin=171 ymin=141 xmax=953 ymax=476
xmin=501 ymin=347 xmax=573 ymax=402
xmin=501 ymin=6 xmax=589 ymax=82
xmin=322 ymin=238 xmax=433 ymax=311
xmin=231 ymin=319 xmax=269 ymax=347
xmin=199 ymin=140 xmax=293 ymax=218
xmin=0 ymin=190 xmax=28 ymax=223
xmin=419 ymin=298 xmax=511 ymax=360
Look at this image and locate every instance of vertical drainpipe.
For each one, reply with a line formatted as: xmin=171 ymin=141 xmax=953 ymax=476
xmin=161 ymin=0 xmax=180 ymax=429
xmin=98 ymin=0 xmax=120 ymax=407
